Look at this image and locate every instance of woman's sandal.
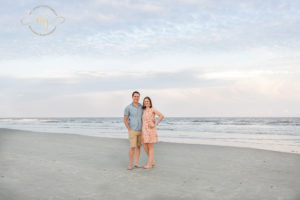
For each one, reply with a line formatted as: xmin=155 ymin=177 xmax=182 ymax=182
xmin=134 ymin=164 xmax=142 ymax=168
xmin=143 ymin=165 xmax=152 ymax=169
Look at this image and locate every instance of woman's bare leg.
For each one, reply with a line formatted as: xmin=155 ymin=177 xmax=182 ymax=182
xmin=143 ymin=143 xmax=149 ymax=156
xmin=143 ymin=143 xmax=155 ymax=166
xmin=148 ymin=143 xmax=154 ymax=165
xmin=144 ymin=143 xmax=154 ymax=168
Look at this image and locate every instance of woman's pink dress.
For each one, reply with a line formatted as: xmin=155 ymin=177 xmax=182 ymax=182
xmin=142 ymin=108 xmax=158 ymax=144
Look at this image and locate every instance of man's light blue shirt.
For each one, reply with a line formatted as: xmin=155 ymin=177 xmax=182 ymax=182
xmin=124 ymin=103 xmax=143 ymax=131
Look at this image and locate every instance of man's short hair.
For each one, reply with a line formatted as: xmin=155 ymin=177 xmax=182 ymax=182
xmin=132 ymin=91 xmax=140 ymax=97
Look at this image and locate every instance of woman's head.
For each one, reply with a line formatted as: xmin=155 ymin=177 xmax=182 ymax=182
xmin=142 ymin=96 xmax=152 ymax=109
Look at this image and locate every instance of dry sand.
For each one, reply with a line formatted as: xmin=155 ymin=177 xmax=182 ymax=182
xmin=0 ymin=128 xmax=299 ymax=200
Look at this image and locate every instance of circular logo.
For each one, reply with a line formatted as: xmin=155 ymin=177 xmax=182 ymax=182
xmin=21 ymin=5 xmax=65 ymax=36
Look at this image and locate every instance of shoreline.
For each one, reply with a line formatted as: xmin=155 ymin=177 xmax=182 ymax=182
xmin=0 ymin=127 xmax=299 ymax=155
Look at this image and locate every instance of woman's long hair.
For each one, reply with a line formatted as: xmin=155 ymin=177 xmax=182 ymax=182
xmin=142 ymin=96 xmax=152 ymax=109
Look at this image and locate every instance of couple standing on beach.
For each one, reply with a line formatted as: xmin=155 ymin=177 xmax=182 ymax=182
xmin=124 ymin=91 xmax=164 ymax=170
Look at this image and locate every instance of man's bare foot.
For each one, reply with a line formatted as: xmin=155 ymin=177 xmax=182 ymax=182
xmin=127 ymin=165 xmax=133 ymax=170
xmin=152 ymin=161 xmax=155 ymax=166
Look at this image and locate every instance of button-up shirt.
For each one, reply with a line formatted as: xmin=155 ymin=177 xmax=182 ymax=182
xmin=124 ymin=102 xmax=143 ymax=131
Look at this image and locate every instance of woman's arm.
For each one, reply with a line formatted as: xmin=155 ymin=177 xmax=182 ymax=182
xmin=153 ymin=108 xmax=164 ymax=126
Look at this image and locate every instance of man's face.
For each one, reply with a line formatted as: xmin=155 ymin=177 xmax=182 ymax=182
xmin=132 ymin=93 xmax=140 ymax=103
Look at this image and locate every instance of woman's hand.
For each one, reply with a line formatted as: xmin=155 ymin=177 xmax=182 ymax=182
xmin=152 ymin=108 xmax=164 ymax=126
xmin=148 ymin=120 xmax=155 ymax=128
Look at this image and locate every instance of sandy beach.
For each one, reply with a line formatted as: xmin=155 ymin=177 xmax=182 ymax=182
xmin=0 ymin=128 xmax=299 ymax=200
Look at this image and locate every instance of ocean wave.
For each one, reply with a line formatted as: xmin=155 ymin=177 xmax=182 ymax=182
xmin=40 ymin=120 xmax=60 ymax=123
xmin=268 ymin=120 xmax=294 ymax=125
xmin=0 ymin=118 xmax=11 ymax=122
xmin=0 ymin=118 xmax=41 ymax=122
xmin=276 ymin=120 xmax=293 ymax=123
xmin=192 ymin=120 xmax=201 ymax=122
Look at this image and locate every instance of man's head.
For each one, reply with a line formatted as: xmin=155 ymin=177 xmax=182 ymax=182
xmin=132 ymin=91 xmax=140 ymax=103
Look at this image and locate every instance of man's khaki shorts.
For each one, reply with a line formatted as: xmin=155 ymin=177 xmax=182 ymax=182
xmin=128 ymin=130 xmax=142 ymax=148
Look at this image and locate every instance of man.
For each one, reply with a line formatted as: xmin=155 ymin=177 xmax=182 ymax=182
xmin=124 ymin=91 xmax=143 ymax=170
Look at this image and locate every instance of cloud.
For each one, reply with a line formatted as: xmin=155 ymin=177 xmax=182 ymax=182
xmin=2 ymin=85 xmax=300 ymax=117
xmin=1 ymin=67 xmax=299 ymax=116
xmin=0 ymin=69 xmax=229 ymax=100
xmin=60 ymin=0 xmax=165 ymax=24
xmin=2 ymin=0 xmax=300 ymax=60
xmin=0 ymin=0 xmax=300 ymax=117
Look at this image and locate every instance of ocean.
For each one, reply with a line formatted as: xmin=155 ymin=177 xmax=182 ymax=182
xmin=0 ymin=117 xmax=299 ymax=154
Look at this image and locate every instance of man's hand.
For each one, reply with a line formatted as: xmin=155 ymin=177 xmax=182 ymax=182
xmin=124 ymin=115 xmax=131 ymax=131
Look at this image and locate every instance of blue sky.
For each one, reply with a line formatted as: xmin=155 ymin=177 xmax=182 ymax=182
xmin=0 ymin=0 xmax=300 ymax=117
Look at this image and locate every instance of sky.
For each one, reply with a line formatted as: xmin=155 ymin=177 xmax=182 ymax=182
xmin=0 ymin=0 xmax=300 ymax=117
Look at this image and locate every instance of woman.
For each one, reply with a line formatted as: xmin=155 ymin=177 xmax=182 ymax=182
xmin=141 ymin=96 xmax=164 ymax=169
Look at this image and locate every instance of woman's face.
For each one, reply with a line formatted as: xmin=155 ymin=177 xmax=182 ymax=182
xmin=144 ymin=99 xmax=150 ymax=107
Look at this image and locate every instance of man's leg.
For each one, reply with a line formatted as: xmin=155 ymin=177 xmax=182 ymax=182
xmin=134 ymin=146 xmax=140 ymax=165
xmin=128 ymin=147 xmax=135 ymax=168
xmin=134 ymin=132 xmax=142 ymax=166
xmin=128 ymin=130 xmax=136 ymax=169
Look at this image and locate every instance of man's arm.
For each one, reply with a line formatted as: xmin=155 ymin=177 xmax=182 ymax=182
xmin=124 ymin=115 xmax=131 ymax=131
